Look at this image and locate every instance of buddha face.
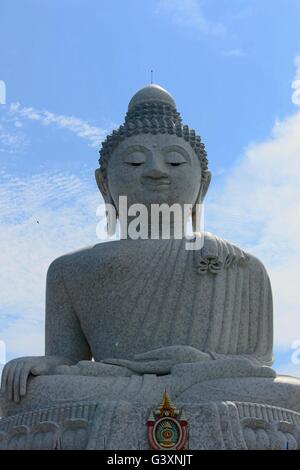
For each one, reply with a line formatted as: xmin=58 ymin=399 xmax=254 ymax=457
xmin=103 ymin=133 xmax=208 ymax=213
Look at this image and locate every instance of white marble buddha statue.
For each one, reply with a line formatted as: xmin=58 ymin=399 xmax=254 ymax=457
xmin=1 ymin=85 xmax=300 ymax=450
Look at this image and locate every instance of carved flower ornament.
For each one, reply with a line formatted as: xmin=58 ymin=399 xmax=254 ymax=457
xmin=196 ymin=253 xmax=248 ymax=275
xmin=197 ymin=255 xmax=223 ymax=274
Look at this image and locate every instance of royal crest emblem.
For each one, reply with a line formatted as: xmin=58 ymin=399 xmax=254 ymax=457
xmin=147 ymin=389 xmax=188 ymax=450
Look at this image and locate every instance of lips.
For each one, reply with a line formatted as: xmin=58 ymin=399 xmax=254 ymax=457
xmin=142 ymin=180 xmax=170 ymax=190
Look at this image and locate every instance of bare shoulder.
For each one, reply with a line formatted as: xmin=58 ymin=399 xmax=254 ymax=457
xmin=46 ymin=240 xmax=131 ymax=283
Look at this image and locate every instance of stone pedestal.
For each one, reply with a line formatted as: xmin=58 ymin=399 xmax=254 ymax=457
xmin=1 ymin=400 xmax=299 ymax=450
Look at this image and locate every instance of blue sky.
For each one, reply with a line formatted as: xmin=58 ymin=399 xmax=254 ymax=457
xmin=1 ymin=0 xmax=300 ymax=175
xmin=1 ymin=0 xmax=300 ymax=375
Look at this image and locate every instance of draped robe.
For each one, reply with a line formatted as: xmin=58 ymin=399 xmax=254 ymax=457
xmin=46 ymin=232 xmax=273 ymax=367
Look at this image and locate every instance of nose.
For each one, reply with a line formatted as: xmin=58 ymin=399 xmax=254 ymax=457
xmin=144 ymin=168 xmax=169 ymax=180
xmin=142 ymin=156 xmax=169 ymax=180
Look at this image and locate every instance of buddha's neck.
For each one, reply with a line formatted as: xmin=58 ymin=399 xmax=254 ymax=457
xmin=119 ymin=217 xmax=190 ymax=240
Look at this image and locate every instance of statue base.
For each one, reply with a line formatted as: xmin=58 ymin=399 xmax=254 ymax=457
xmin=1 ymin=399 xmax=300 ymax=450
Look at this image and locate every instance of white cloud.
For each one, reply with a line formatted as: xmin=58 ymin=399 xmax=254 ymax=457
xmin=157 ymin=0 xmax=226 ymax=36
xmin=292 ymin=55 xmax=300 ymax=106
xmin=0 ymin=170 xmax=103 ymax=359
xmin=222 ymin=48 xmax=244 ymax=58
xmin=207 ymin=57 xmax=300 ymax=359
xmin=0 ymin=101 xmax=110 ymax=362
xmin=0 ymin=80 xmax=6 ymax=105
xmin=0 ymin=120 xmax=27 ymax=153
xmin=9 ymin=102 xmax=107 ymax=148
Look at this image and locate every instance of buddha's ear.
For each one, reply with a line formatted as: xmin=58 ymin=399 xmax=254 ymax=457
xmin=95 ymin=168 xmax=109 ymax=199
xmin=199 ymin=170 xmax=212 ymax=203
xmin=192 ymin=171 xmax=211 ymax=232
xmin=95 ymin=168 xmax=117 ymax=236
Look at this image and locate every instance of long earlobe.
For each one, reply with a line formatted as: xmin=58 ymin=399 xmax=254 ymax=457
xmin=95 ymin=169 xmax=117 ymax=236
xmin=192 ymin=171 xmax=212 ymax=232
xmin=95 ymin=168 xmax=108 ymax=196
xmin=200 ymin=171 xmax=212 ymax=202
xmin=106 ymin=206 xmax=117 ymax=237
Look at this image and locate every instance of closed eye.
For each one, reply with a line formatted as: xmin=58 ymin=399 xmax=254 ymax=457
xmin=169 ymin=162 xmax=186 ymax=167
xmin=164 ymin=151 xmax=188 ymax=166
xmin=123 ymin=150 xmax=146 ymax=166
xmin=125 ymin=162 xmax=144 ymax=166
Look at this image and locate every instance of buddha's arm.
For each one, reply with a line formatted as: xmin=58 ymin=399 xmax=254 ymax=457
xmin=45 ymin=257 xmax=92 ymax=362
xmin=0 ymin=258 xmax=92 ymax=403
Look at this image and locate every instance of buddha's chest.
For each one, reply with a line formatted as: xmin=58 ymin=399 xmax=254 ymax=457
xmin=70 ymin=244 xmax=230 ymax=360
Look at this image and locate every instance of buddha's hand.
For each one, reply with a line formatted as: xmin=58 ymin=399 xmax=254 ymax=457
xmin=171 ymin=357 xmax=277 ymax=382
xmin=102 ymin=346 xmax=212 ymax=375
xmin=53 ymin=361 xmax=134 ymax=377
xmin=0 ymin=356 xmax=72 ymax=403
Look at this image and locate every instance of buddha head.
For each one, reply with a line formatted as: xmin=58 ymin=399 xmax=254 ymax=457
xmin=96 ymin=84 xmax=211 ymax=235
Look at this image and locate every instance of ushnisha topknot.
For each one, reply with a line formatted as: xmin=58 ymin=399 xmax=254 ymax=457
xmin=99 ymin=84 xmax=209 ymax=181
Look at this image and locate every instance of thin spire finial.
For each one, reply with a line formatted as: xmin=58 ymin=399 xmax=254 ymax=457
xmin=150 ymin=69 xmax=154 ymax=84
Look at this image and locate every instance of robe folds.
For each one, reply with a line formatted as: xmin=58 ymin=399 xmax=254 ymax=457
xmin=46 ymin=232 xmax=273 ymax=366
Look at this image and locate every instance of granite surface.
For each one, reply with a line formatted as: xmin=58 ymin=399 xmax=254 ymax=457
xmin=1 ymin=84 xmax=299 ymax=450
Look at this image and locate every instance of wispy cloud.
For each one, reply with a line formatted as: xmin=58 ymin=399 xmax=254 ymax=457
xmin=9 ymin=102 xmax=108 ymax=148
xmin=228 ymin=7 xmax=253 ymax=22
xmin=292 ymin=55 xmax=300 ymax=106
xmin=0 ymin=101 xmax=109 ymax=362
xmin=157 ymin=0 xmax=226 ymax=36
xmin=207 ymin=57 xmax=300 ymax=375
xmin=0 ymin=80 xmax=6 ymax=105
xmin=0 ymin=119 xmax=28 ymax=154
xmin=222 ymin=48 xmax=244 ymax=58
xmin=0 ymin=169 xmax=102 ymax=360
